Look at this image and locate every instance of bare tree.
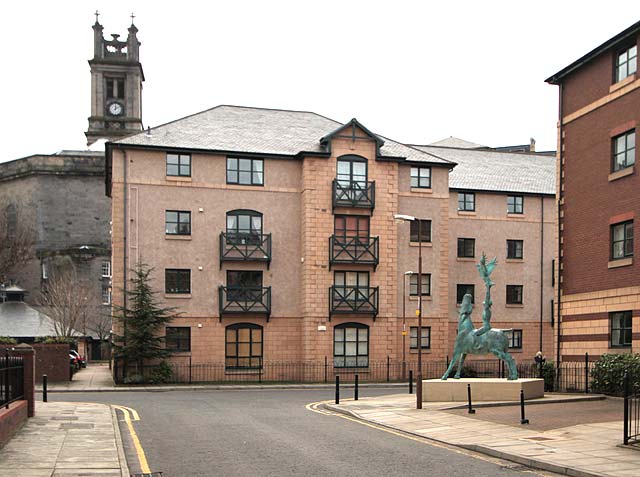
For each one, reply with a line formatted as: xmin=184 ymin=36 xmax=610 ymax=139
xmin=39 ymin=265 xmax=92 ymax=338
xmin=87 ymin=307 xmax=112 ymax=359
xmin=0 ymin=199 xmax=36 ymax=284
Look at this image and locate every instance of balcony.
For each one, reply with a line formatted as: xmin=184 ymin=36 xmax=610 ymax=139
xmin=332 ymin=180 xmax=375 ymax=210
xmin=218 ymin=286 xmax=271 ymax=321
xmin=219 ymin=232 xmax=272 ymax=269
xmin=329 ymin=286 xmax=379 ymax=320
xmin=329 ymin=235 xmax=379 ymax=269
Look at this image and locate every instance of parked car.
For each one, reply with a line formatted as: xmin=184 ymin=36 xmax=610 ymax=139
xmin=69 ymin=350 xmax=86 ymax=368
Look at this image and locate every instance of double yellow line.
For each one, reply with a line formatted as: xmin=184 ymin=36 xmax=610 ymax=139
xmin=113 ymin=405 xmax=150 ymax=474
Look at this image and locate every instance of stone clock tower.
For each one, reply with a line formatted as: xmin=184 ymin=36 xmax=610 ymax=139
xmin=86 ymin=15 xmax=144 ymax=145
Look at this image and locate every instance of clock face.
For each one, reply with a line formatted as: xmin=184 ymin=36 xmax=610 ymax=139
xmin=108 ymin=102 xmax=123 ymax=116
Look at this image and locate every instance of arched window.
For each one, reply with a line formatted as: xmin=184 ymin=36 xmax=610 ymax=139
xmin=334 ymin=322 xmax=369 ymax=368
xmin=5 ymin=203 xmax=17 ymax=240
xmin=226 ymin=210 xmax=262 ymax=245
xmin=225 ymin=323 xmax=263 ymax=369
xmin=336 ymin=155 xmax=367 ymax=186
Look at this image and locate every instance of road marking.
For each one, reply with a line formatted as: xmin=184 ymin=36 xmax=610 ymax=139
xmin=113 ymin=405 xmax=150 ymax=474
xmin=306 ymin=401 xmax=550 ymax=476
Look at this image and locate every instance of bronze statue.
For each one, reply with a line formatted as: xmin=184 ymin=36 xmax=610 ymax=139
xmin=442 ymin=254 xmax=518 ymax=380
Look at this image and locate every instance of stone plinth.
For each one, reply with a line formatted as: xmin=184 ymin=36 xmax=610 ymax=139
xmin=422 ymin=378 xmax=544 ymax=402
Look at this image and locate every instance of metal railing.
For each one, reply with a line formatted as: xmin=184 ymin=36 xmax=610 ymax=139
xmin=624 ymin=372 xmax=640 ymax=445
xmin=329 ymin=286 xmax=379 ymax=319
xmin=219 ymin=232 xmax=271 ymax=269
xmin=332 ymin=179 xmax=375 ymax=210
xmin=218 ymin=286 xmax=271 ymax=321
xmin=329 ymin=235 xmax=379 ymax=269
xmin=0 ymin=352 xmax=24 ymax=408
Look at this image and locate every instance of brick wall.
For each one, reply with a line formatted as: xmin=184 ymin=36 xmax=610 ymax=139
xmin=32 ymin=344 xmax=70 ymax=382
xmin=0 ymin=401 xmax=28 ymax=449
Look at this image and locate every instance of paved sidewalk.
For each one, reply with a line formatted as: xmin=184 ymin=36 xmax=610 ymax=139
xmin=37 ymin=362 xmax=116 ymax=392
xmin=325 ymin=393 xmax=639 ymax=477
xmin=0 ymin=401 xmax=128 ymax=477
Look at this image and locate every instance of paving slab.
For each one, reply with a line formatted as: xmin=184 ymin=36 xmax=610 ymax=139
xmin=325 ymin=393 xmax=639 ymax=477
xmin=0 ymin=402 xmax=128 ymax=477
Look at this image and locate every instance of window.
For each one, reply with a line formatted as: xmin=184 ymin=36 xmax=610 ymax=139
xmin=226 ymin=210 xmax=262 ymax=244
xmin=165 ymin=269 xmax=191 ymax=294
xmin=612 ymin=130 xmax=635 ymax=172
xmin=334 ymin=215 xmax=369 ymax=241
xmin=106 ymin=78 xmax=125 ymax=99
xmin=166 ymin=153 xmax=191 ymax=177
xmin=101 ymin=261 xmax=111 ymax=278
xmin=610 ymin=311 xmax=632 ymax=348
xmin=456 ymin=284 xmax=475 ymax=304
xmin=410 ymin=326 xmax=431 ymax=350
xmin=5 ymin=203 xmax=16 ymax=240
xmin=226 ymin=323 xmax=263 ymax=369
xmin=101 ymin=284 xmax=111 ymax=305
xmin=337 ymin=157 xmax=367 ymax=186
xmin=334 ymin=323 xmax=369 ymax=368
xmin=506 ymin=285 xmax=523 ymax=305
xmin=506 ymin=329 xmax=523 ymax=349
xmin=507 ymin=195 xmax=524 ymax=214
xmin=166 ymin=327 xmax=191 ymax=352
xmin=411 ymin=167 xmax=431 ymax=188
xmin=409 ymin=273 xmax=431 ymax=296
xmin=410 ymin=219 xmax=431 ymax=242
xmin=41 ymin=262 xmax=48 ymax=280
xmin=334 ymin=271 xmax=369 ymax=289
xmin=227 ymin=158 xmax=264 ymax=185
xmin=458 ymin=192 xmax=475 ymax=211
xmin=611 ymin=220 xmax=633 ymax=260
xmin=165 ymin=211 xmax=191 ymax=235
xmin=227 ymin=270 xmax=263 ymax=301
xmin=616 ymin=45 xmax=637 ymax=83
xmin=507 ymin=240 xmax=523 ymax=259
xmin=457 ymin=238 xmax=475 ymax=258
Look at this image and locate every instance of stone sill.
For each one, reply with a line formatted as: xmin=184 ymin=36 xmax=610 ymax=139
xmin=164 ymin=293 xmax=192 ymax=299
xmin=608 ymin=258 xmax=633 ymax=269
xmin=166 ymin=176 xmax=192 ymax=182
xmin=165 ymin=235 xmax=192 ymax=240
xmin=505 ymin=304 xmax=524 ymax=308
xmin=505 ymin=258 xmax=524 ymax=263
xmin=608 ymin=166 xmax=634 ymax=182
xmin=506 ymin=213 xmax=525 ymax=219
xmin=410 ymin=187 xmax=433 ymax=194
xmin=409 ymin=349 xmax=432 ymax=354
xmin=408 ymin=296 xmax=433 ymax=302
xmin=456 ymin=257 xmax=475 ymax=262
xmin=609 ymin=74 xmax=636 ymax=93
xmin=457 ymin=210 xmax=476 ymax=216
xmin=409 ymin=242 xmax=433 ymax=247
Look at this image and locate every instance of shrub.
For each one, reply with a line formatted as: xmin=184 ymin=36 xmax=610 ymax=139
xmin=590 ymin=353 xmax=640 ymax=396
xmin=540 ymin=362 xmax=556 ymax=392
xmin=0 ymin=336 xmax=17 ymax=344
xmin=148 ymin=361 xmax=173 ymax=384
xmin=123 ymin=374 xmax=144 ymax=385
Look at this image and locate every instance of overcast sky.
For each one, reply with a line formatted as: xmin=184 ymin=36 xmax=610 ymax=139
xmin=1 ymin=1 xmax=637 ymax=162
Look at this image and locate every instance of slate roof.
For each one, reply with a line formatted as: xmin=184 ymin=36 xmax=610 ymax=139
xmin=413 ymin=145 xmax=556 ymax=195
xmin=429 ymin=137 xmax=486 ymax=149
xmin=113 ymin=105 xmax=452 ymax=165
xmin=0 ymin=302 xmax=59 ymax=338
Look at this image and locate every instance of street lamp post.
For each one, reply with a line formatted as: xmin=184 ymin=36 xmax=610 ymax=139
xmin=402 ymin=271 xmax=414 ymax=381
xmin=395 ymin=214 xmax=424 ymax=410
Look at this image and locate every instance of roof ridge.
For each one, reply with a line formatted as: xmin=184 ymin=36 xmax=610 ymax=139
xmin=386 ymin=139 xmax=455 ymax=165
xmin=413 ymin=144 xmax=555 ymax=158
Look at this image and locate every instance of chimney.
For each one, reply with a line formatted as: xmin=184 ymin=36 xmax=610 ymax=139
xmin=529 ymin=138 xmax=536 ymax=153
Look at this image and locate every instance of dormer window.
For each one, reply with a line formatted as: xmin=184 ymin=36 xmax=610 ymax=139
xmin=616 ymin=45 xmax=637 ymax=83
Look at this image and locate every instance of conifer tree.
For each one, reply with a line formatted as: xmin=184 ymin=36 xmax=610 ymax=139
xmin=112 ymin=263 xmax=178 ymax=374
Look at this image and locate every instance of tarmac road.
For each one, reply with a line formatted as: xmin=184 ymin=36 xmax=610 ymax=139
xmin=53 ymin=388 xmax=548 ymax=477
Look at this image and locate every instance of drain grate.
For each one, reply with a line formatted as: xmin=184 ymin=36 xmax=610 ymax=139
xmin=59 ymin=423 xmax=95 ymax=429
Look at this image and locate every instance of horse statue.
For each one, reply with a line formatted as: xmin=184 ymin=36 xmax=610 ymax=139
xmin=441 ymin=254 xmax=518 ymax=381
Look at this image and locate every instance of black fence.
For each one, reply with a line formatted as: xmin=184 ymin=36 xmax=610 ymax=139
xmin=113 ymin=356 xmax=598 ymax=391
xmin=0 ymin=354 xmax=24 ymax=408
xmin=624 ymin=372 xmax=640 ymax=445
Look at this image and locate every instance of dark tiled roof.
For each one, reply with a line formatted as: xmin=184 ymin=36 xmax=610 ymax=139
xmin=0 ymin=302 xmax=59 ymax=338
xmin=413 ymin=145 xmax=556 ymax=195
xmin=114 ymin=105 xmax=452 ymax=165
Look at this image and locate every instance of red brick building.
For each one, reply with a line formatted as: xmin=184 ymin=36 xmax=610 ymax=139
xmin=546 ymin=20 xmax=640 ymax=361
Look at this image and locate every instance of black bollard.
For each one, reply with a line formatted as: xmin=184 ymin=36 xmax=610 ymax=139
xmin=354 ymin=374 xmax=359 ymax=401
xmin=335 ymin=375 xmax=340 ymax=404
xmin=520 ymin=389 xmax=529 ymax=424
xmin=42 ymin=375 xmax=48 ymax=403
xmin=409 ymin=370 xmax=413 ymax=394
xmin=467 ymin=383 xmax=475 ymax=414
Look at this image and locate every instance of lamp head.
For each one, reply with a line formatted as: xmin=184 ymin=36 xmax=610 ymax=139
xmin=394 ymin=214 xmax=416 ymax=222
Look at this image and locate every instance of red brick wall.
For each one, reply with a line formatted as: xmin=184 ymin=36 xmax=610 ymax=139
xmin=32 ymin=344 xmax=70 ymax=383
xmin=0 ymin=401 xmax=28 ymax=449
xmin=562 ymin=89 xmax=640 ymax=295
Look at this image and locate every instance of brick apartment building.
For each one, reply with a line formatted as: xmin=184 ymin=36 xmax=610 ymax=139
xmin=546 ymin=20 xmax=640 ymax=361
xmin=106 ymin=105 xmax=555 ymax=372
